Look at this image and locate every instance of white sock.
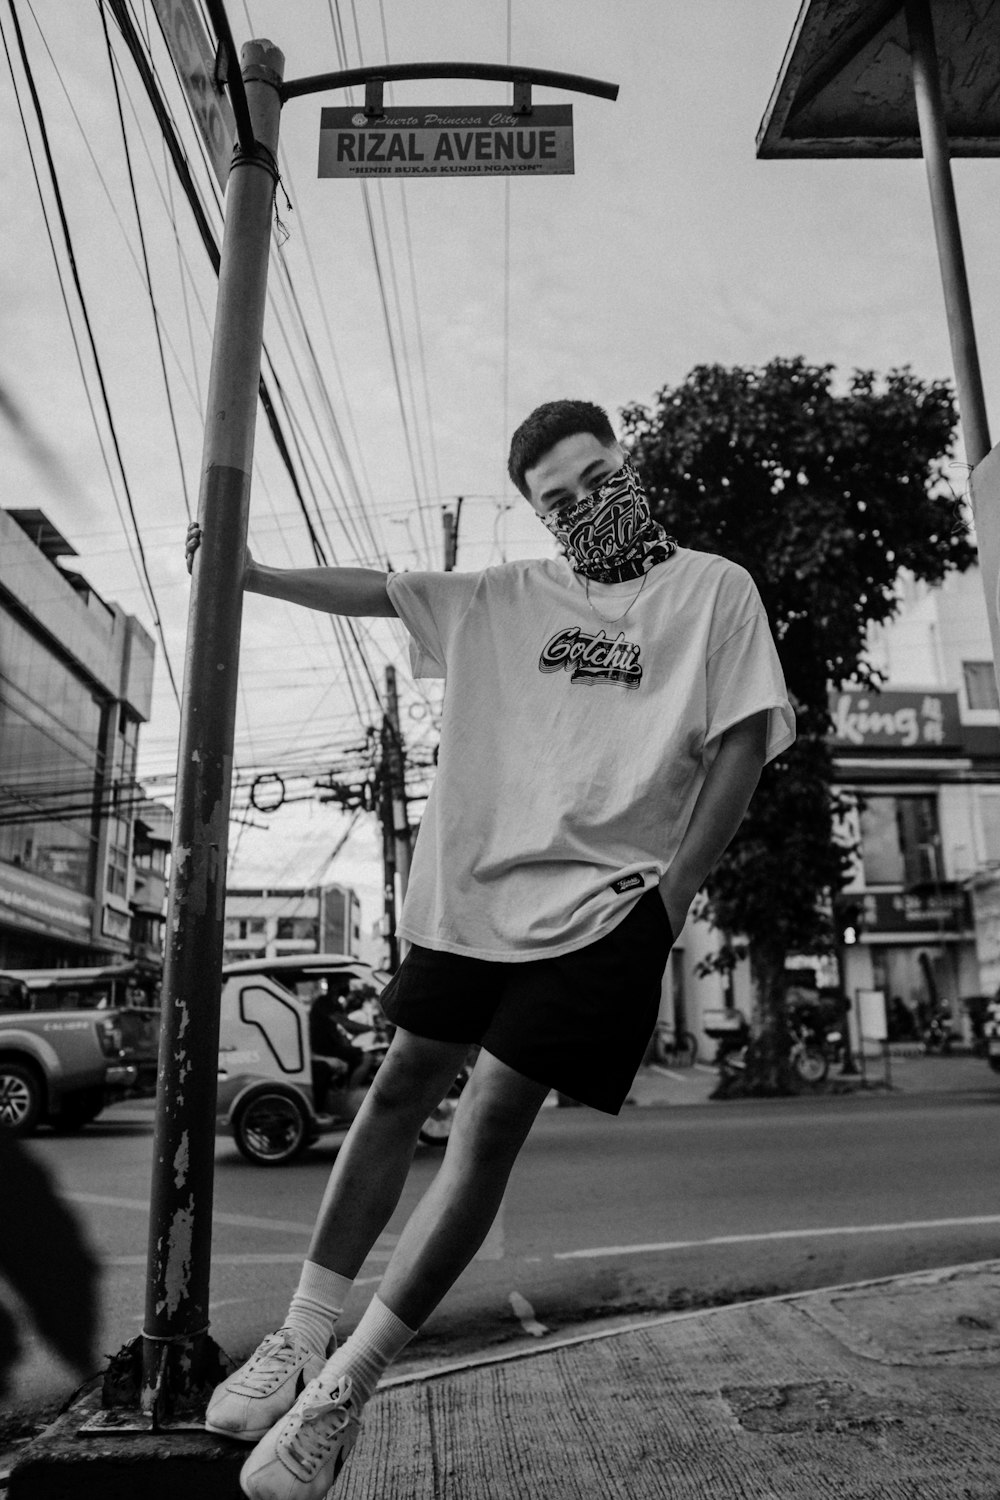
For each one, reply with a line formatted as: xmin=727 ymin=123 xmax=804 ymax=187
xmin=284 ymin=1260 xmax=353 ymax=1356
xmin=319 ymin=1294 xmax=417 ymax=1406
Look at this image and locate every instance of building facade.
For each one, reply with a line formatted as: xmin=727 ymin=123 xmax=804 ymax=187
xmin=224 ymin=883 xmax=362 ymax=966
xmin=130 ymin=797 xmax=172 ymax=966
xmin=0 ymin=508 xmax=156 ymax=968
xmin=661 ymin=564 xmax=1000 ymax=1054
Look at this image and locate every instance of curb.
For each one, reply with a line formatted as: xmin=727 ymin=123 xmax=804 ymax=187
xmin=378 ymin=1254 xmax=1000 ymax=1390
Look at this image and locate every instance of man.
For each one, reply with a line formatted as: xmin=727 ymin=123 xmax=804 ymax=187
xmin=307 ymin=982 xmax=372 ymax=1113
xmin=190 ymin=399 xmax=795 ymax=1499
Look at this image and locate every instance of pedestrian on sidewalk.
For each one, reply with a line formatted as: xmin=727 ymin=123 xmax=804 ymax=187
xmin=186 ymin=399 xmax=795 ymax=1499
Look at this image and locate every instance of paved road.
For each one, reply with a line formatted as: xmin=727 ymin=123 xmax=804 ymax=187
xmin=6 ymin=1066 xmax=1000 ymax=1431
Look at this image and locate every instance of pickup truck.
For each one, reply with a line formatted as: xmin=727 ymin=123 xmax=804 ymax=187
xmin=0 ymin=972 xmax=138 ymax=1135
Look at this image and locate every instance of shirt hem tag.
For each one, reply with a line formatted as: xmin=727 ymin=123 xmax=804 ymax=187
xmin=611 ymin=874 xmax=644 ymax=894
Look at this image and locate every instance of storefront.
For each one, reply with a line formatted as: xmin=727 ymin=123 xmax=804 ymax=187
xmin=832 ymin=687 xmax=992 ymax=1043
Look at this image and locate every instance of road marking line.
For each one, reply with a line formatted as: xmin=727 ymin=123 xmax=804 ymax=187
xmin=104 ymin=1254 xmax=391 ymax=1271
xmin=67 ymin=1193 xmax=316 ymax=1233
xmin=554 ymin=1214 xmax=1000 ymax=1260
xmin=648 ymin=1064 xmax=691 ymax=1082
xmin=65 ymin=1193 xmax=397 ymax=1248
xmin=508 ymin=1291 xmax=549 ymax=1337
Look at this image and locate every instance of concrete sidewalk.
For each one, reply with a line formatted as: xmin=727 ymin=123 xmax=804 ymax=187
xmin=361 ymin=1259 xmax=1000 ymax=1498
xmin=626 ymin=1048 xmax=1000 ymax=1107
xmin=12 ymin=1259 xmax=1000 ymax=1497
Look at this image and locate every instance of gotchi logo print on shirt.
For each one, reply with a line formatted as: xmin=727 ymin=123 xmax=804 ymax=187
xmin=538 ymin=626 xmax=642 ymax=689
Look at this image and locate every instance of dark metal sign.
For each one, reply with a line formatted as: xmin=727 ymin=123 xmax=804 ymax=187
xmin=318 ymin=104 xmax=574 ymax=178
xmin=151 ymin=0 xmax=236 ymax=188
xmin=860 ymin=887 xmax=971 ymax=934
xmin=828 ymin=689 xmax=962 ymax=751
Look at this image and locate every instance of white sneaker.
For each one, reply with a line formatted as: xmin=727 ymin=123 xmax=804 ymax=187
xmin=239 ymin=1373 xmax=361 ymax=1500
xmin=205 ymin=1328 xmax=331 ymax=1443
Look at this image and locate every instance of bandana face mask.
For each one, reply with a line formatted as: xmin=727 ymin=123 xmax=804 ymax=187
xmin=539 ymin=457 xmax=676 ymax=583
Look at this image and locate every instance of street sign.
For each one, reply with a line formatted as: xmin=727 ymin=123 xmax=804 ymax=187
xmin=152 ymin=0 xmax=237 ymax=189
xmin=318 ymin=104 xmax=574 ymax=179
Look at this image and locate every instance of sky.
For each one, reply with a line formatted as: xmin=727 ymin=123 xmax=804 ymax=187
xmin=3 ymin=0 xmax=1000 ymax=948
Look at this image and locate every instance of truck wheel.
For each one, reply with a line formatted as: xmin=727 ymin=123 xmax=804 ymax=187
xmin=233 ymin=1091 xmax=309 ymax=1165
xmin=50 ymin=1089 xmax=105 ymax=1133
xmin=0 ymin=1061 xmax=43 ymax=1135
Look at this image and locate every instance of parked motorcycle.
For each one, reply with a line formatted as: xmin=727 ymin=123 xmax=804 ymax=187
xmin=707 ymin=1011 xmax=830 ymax=1088
xmin=704 ymin=1011 xmax=751 ymax=1086
xmin=788 ymin=1021 xmax=829 ymax=1085
xmin=921 ymin=1007 xmax=955 ymax=1055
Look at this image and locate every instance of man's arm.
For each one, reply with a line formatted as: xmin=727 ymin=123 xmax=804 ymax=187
xmin=185 ymin=522 xmax=397 ymax=618
xmin=658 ymin=709 xmax=769 ymax=936
xmin=247 ymin=560 xmax=398 ymax=618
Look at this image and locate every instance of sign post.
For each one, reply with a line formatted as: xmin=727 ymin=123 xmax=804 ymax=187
xmin=83 ymin=37 xmax=287 ymax=1433
xmin=70 ymin=41 xmax=617 ymax=1440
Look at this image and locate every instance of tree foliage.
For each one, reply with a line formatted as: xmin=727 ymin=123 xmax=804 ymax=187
xmin=622 ymin=357 xmax=973 ymax=1090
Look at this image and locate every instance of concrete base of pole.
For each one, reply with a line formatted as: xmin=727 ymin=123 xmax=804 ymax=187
xmin=8 ymin=1382 xmax=246 ymax=1500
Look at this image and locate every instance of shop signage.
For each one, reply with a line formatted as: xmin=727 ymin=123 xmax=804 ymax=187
xmin=829 ymin=689 xmax=961 ymax=751
xmin=318 ymin=105 xmax=574 ymax=179
xmin=0 ymin=863 xmax=92 ymax=941
xmin=859 ymin=886 xmax=970 ymax=934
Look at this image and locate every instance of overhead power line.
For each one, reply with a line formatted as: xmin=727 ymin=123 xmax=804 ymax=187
xmin=107 ymin=0 xmax=396 ymax=744
xmin=4 ymin=0 xmax=181 ymax=706
xmin=99 ymin=3 xmax=192 ymax=521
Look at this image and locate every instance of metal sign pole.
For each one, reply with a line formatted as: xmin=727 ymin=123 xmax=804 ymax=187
xmin=137 ymin=37 xmax=285 ymax=1423
xmin=905 ymin=0 xmax=991 ymax=467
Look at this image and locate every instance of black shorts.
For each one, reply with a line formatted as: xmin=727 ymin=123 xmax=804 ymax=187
xmin=379 ymin=888 xmax=675 ymax=1115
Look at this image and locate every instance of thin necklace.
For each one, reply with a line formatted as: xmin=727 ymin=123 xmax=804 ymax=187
xmin=583 ymin=569 xmax=648 ymax=625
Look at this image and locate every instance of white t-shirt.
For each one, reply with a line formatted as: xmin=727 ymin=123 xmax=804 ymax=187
xmin=385 ymin=548 xmax=795 ymax=961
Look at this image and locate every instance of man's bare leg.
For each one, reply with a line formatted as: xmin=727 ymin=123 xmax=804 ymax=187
xmin=306 ymin=1028 xmax=472 ymax=1277
xmin=205 ymin=1029 xmax=470 ymax=1444
xmin=355 ymin=1049 xmax=550 ymax=1336
xmin=236 ymin=1053 xmax=553 ymax=1496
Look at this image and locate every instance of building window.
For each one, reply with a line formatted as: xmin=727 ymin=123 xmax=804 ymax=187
xmin=0 ymin=612 xmax=104 ymax=892
xmin=963 ymin=661 xmax=1000 ymax=712
xmin=979 ymin=794 xmax=1000 ymax=865
xmin=224 ymin=917 xmax=267 ymax=941
xmin=106 ymin=841 xmax=130 ymax=898
xmin=860 ymin=794 xmax=940 ymax=887
xmin=276 ymin=917 xmax=318 ymax=943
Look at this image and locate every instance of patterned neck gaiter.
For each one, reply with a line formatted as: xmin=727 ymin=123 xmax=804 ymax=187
xmin=539 ymin=457 xmax=677 ymax=583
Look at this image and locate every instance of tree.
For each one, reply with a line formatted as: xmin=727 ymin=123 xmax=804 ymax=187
xmin=622 ymin=358 xmax=974 ymax=1093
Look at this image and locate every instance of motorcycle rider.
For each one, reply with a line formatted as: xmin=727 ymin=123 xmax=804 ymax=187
xmin=308 ymin=986 xmax=372 ymax=1112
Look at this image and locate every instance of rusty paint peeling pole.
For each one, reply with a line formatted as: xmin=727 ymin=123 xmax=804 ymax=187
xmin=905 ymin=0 xmax=991 ymax=468
xmin=139 ymin=38 xmax=284 ymax=1421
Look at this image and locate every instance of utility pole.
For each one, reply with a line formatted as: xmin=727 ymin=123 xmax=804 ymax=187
xmin=442 ymin=496 xmax=463 ymax=570
xmin=382 ymin=666 xmax=411 ymax=968
xmin=378 ymin=747 xmax=398 ymax=972
xmin=440 ymin=504 xmax=464 ymax=573
xmin=133 ymin=39 xmax=284 ymax=1423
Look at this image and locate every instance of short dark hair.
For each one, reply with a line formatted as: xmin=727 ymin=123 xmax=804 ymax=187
xmin=507 ymin=399 xmax=617 ymax=498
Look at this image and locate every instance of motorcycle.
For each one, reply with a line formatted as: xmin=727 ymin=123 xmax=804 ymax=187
xmin=921 ymin=1008 xmax=955 ymax=1055
xmin=216 ymin=955 xmax=473 ymax=1165
xmin=705 ymin=1011 xmax=751 ymax=1086
xmin=315 ymin=1014 xmax=471 ymax=1147
xmin=707 ymin=1011 xmax=830 ymax=1089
